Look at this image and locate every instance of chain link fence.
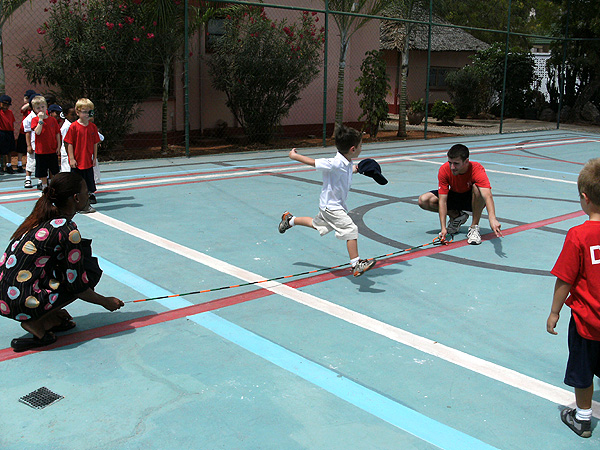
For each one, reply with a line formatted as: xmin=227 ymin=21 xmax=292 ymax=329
xmin=1 ymin=0 xmax=595 ymax=160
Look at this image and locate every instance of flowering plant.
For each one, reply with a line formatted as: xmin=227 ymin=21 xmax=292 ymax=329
xmin=19 ymin=0 xmax=160 ymax=151
xmin=208 ymin=6 xmax=324 ymax=144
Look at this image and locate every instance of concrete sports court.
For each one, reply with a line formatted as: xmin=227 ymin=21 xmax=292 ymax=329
xmin=0 ymin=128 xmax=599 ymax=449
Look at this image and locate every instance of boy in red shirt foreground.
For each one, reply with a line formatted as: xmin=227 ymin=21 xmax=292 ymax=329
xmin=547 ymin=157 xmax=600 ymax=438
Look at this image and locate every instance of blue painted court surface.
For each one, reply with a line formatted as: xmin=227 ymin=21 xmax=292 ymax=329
xmin=0 ymin=129 xmax=599 ymax=450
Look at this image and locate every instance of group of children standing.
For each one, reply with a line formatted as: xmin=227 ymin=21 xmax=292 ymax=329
xmin=0 ymin=90 xmax=101 ymax=213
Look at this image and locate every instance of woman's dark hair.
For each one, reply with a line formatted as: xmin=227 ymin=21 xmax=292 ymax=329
xmin=11 ymin=172 xmax=84 ymax=239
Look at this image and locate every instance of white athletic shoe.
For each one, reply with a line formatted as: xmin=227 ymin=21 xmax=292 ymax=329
xmin=446 ymin=211 xmax=469 ymax=234
xmin=467 ymin=225 xmax=482 ymax=245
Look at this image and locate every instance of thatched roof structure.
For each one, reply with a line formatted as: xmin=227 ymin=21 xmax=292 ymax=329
xmin=380 ymin=6 xmax=489 ymax=52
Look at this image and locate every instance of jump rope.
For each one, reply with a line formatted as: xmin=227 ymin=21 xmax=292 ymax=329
xmin=125 ymin=235 xmax=454 ymax=304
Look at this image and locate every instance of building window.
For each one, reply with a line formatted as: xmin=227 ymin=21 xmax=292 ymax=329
xmin=429 ymin=67 xmax=456 ymax=89
xmin=206 ymin=17 xmax=225 ymax=53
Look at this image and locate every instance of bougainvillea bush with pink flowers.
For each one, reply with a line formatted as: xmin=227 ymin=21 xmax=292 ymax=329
xmin=19 ymin=0 xmax=159 ymax=151
xmin=208 ymin=6 xmax=324 ymax=144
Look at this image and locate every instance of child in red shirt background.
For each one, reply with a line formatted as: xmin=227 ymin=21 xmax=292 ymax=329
xmin=547 ymin=157 xmax=600 ymax=438
xmin=30 ymin=96 xmax=61 ymax=190
xmin=0 ymin=94 xmax=15 ymax=174
xmin=64 ymin=98 xmax=100 ymax=213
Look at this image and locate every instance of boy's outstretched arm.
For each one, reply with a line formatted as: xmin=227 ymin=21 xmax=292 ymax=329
xmin=289 ymin=148 xmax=315 ymax=167
xmin=547 ymin=278 xmax=571 ymax=335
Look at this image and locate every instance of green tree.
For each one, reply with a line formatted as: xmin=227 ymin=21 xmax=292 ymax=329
xmin=446 ymin=64 xmax=491 ymax=118
xmin=471 ymin=42 xmax=537 ymax=117
xmin=434 ymin=0 xmax=557 ymax=49
xmin=18 ymin=0 xmax=157 ymax=152
xmin=547 ymin=0 xmax=600 ymax=122
xmin=354 ymin=50 xmax=390 ymax=137
xmin=0 ymin=0 xmax=30 ymax=94
xmin=326 ymin=0 xmax=392 ymax=134
xmin=208 ymin=6 xmax=324 ymax=144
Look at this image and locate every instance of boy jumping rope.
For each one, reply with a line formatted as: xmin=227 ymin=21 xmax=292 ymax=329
xmin=547 ymin=157 xmax=600 ymax=438
xmin=278 ymin=125 xmax=376 ymax=277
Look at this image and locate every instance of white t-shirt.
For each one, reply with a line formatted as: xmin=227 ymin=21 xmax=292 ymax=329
xmin=315 ymin=152 xmax=353 ymax=211
xmin=23 ymin=111 xmax=36 ymax=149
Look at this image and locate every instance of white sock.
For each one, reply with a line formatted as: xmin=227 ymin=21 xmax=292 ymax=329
xmin=576 ymin=407 xmax=592 ymax=421
xmin=42 ymin=184 xmax=48 ymax=190
xmin=289 ymin=217 xmax=295 ymax=227
xmin=350 ymin=257 xmax=360 ymax=267
xmin=25 ymin=175 xmax=31 ymax=181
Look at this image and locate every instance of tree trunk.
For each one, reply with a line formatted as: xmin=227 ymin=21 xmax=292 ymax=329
xmin=334 ymin=35 xmax=349 ymax=136
xmin=397 ymin=25 xmax=410 ymax=137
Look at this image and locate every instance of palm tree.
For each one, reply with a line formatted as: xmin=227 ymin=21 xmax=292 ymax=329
xmin=144 ymin=0 xmax=214 ymax=152
xmin=326 ymin=0 xmax=392 ymax=134
xmin=0 ymin=0 xmax=29 ymax=94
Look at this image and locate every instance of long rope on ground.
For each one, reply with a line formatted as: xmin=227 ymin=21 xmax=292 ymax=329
xmin=126 ymin=236 xmax=453 ymax=303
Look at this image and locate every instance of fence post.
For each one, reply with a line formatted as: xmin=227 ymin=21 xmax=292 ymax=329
xmin=424 ymin=0 xmax=432 ymax=139
xmin=183 ymin=0 xmax=190 ymax=157
xmin=499 ymin=0 xmax=512 ymax=134
xmin=557 ymin=0 xmax=571 ymax=130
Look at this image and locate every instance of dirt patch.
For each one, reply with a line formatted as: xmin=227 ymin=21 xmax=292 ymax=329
xmin=102 ymin=129 xmax=455 ymax=161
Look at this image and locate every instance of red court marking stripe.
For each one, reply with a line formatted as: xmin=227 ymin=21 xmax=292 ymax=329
xmin=0 ymin=209 xmax=585 ymax=361
xmin=495 ymin=150 xmax=585 ymax=165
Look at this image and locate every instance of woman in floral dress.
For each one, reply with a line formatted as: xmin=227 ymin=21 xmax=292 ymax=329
xmin=0 ymin=172 xmax=123 ymax=351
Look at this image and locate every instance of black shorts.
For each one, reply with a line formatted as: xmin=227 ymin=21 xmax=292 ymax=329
xmin=72 ymin=167 xmax=96 ymax=193
xmin=16 ymin=132 xmax=27 ymax=154
xmin=564 ymin=314 xmax=600 ymax=389
xmin=430 ymin=189 xmax=473 ymax=212
xmin=34 ymin=153 xmax=60 ymax=178
xmin=0 ymin=130 xmax=15 ymax=155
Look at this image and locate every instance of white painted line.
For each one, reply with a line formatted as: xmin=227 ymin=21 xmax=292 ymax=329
xmin=0 ymin=137 xmax=588 ymax=203
xmin=88 ymin=211 xmax=599 ymax=417
xmin=404 ymin=157 xmax=577 ymax=184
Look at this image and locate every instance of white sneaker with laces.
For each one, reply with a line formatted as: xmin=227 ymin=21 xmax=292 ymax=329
xmin=446 ymin=211 xmax=469 ymax=234
xmin=467 ymin=225 xmax=482 ymax=245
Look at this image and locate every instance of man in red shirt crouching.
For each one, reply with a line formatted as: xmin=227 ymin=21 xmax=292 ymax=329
xmin=418 ymin=143 xmax=503 ymax=244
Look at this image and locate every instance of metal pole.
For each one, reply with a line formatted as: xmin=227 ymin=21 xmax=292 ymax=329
xmin=499 ymin=0 xmax=512 ymax=134
xmin=424 ymin=0 xmax=432 ymax=139
xmin=322 ymin=0 xmax=329 ymax=147
xmin=184 ymin=0 xmax=190 ymax=157
xmin=557 ymin=0 xmax=571 ymax=130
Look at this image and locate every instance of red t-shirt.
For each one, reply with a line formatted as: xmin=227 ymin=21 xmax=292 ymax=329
xmin=551 ymin=220 xmax=600 ymax=341
xmin=437 ymin=161 xmax=491 ymax=195
xmin=0 ymin=109 xmax=15 ymax=132
xmin=63 ymin=121 xmax=100 ymax=170
xmin=30 ymin=115 xmax=60 ymax=155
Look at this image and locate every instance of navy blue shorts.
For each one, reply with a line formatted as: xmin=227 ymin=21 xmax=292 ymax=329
xmin=72 ymin=167 xmax=96 ymax=194
xmin=0 ymin=130 xmax=15 ymax=155
xmin=34 ymin=153 xmax=59 ymax=178
xmin=564 ymin=314 xmax=600 ymax=389
xmin=430 ymin=189 xmax=473 ymax=212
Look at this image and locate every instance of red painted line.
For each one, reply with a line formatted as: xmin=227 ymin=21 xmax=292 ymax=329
xmin=0 ymin=209 xmax=585 ymax=361
xmin=495 ymin=150 xmax=585 ymax=165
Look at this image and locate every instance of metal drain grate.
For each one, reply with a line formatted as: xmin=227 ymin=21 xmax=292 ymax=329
xmin=19 ymin=387 xmax=64 ymax=409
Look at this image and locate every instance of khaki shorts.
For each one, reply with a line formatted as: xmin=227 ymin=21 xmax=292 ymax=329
xmin=313 ymin=208 xmax=358 ymax=240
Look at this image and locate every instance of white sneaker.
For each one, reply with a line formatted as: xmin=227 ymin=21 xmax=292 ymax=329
xmin=446 ymin=211 xmax=469 ymax=234
xmin=467 ymin=225 xmax=482 ymax=245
